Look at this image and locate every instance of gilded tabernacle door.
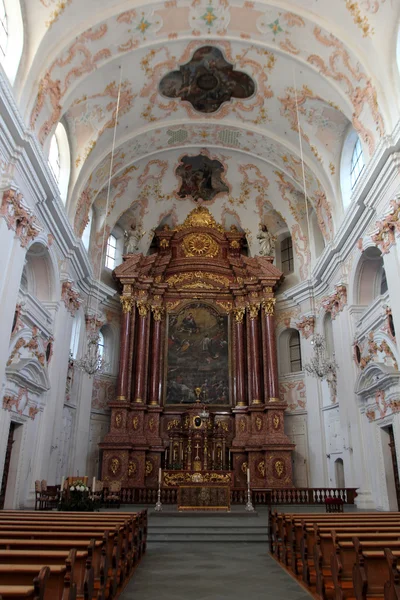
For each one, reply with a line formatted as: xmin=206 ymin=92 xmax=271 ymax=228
xmin=165 ymin=302 xmax=230 ymax=405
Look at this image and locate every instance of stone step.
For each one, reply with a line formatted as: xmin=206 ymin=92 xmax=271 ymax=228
xmin=148 ymin=532 xmax=269 ymax=542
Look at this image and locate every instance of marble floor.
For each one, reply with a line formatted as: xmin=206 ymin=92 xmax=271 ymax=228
xmin=120 ymin=543 xmax=313 ymax=600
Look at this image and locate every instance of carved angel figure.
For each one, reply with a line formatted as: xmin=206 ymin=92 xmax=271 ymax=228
xmin=124 ymin=224 xmax=146 ymax=254
xmin=257 ymin=224 xmax=276 ymax=257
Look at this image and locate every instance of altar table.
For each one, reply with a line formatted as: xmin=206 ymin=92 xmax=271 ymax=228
xmin=178 ymin=484 xmax=230 ymax=511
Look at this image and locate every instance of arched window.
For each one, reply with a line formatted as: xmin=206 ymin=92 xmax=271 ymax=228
xmin=280 ymin=236 xmax=294 ymax=275
xmin=105 ymin=234 xmax=117 ymax=269
xmin=47 ymin=122 xmax=71 ymax=204
xmin=70 ymin=316 xmax=82 ymax=359
xmin=0 ymin=0 xmax=23 ymax=84
xmin=98 ymin=331 xmax=105 ymax=359
xmin=350 ymin=138 xmax=365 ymax=190
xmin=48 ymin=134 xmax=60 ymax=183
xmin=0 ymin=0 xmax=8 ymax=58
xmin=380 ymin=266 xmax=388 ymax=295
xmin=82 ymin=207 xmax=93 ymax=251
xmin=289 ymin=331 xmax=302 ymax=372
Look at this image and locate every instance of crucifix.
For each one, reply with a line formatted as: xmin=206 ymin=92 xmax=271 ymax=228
xmin=194 ymin=442 xmax=201 ymax=460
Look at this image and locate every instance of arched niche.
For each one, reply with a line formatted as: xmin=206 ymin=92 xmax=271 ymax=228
xmin=335 ymin=458 xmax=345 ymax=488
xmin=352 ymin=246 xmax=387 ymax=306
xmin=99 ymin=323 xmax=120 ymax=376
xmin=323 ymin=312 xmax=334 ymax=357
xmin=278 ymin=328 xmax=303 ymax=376
xmin=21 ymin=241 xmax=58 ymax=302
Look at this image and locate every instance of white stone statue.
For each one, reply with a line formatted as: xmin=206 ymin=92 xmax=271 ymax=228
xmin=257 ymin=224 xmax=276 ymax=257
xmin=124 ymin=224 xmax=146 ymax=254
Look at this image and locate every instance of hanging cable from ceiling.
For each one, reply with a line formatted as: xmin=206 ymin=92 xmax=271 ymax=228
xmin=75 ymin=65 xmax=123 ymax=377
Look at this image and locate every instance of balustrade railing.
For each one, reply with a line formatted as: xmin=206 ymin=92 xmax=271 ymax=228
xmin=112 ymin=486 xmax=357 ymax=505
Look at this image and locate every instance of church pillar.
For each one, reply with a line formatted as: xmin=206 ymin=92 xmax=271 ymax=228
xmin=263 ymin=299 xmax=279 ymax=401
xmin=149 ymin=306 xmax=164 ymax=406
xmin=117 ymin=296 xmax=134 ymax=400
xmin=133 ymin=301 xmax=149 ymax=404
xmin=233 ymin=308 xmax=246 ymax=407
xmin=247 ymin=303 xmax=262 ymax=405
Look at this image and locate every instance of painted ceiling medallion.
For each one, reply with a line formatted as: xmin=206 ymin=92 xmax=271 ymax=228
xmin=182 ymin=233 xmax=219 ymax=258
xmin=159 ymin=46 xmax=255 ymax=113
xmin=176 ymin=154 xmax=229 ymax=202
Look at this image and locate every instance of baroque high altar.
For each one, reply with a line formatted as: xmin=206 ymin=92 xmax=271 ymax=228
xmin=100 ymin=207 xmax=294 ymax=490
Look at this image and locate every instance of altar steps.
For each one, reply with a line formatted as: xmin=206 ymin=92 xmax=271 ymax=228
xmin=147 ymin=520 xmax=269 ymax=543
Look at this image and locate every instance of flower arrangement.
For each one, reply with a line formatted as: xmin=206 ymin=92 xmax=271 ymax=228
xmin=58 ymin=479 xmax=97 ymax=512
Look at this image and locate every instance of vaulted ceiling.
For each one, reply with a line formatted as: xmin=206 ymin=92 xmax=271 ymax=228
xmin=15 ymin=0 xmax=400 ymax=274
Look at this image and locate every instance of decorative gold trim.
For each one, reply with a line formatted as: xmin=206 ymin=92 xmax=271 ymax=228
xmin=166 ymin=271 xmax=230 ymax=288
xmin=175 ymin=206 xmax=224 ymax=233
xmin=151 ymin=305 xmax=165 ymax=321
xmin=269 ymin=397 xmax=281 ymax=403
xmin=233 ymin=307 xmax=246 ymax=324
xmin=182 ymin=233 xmax=219 ymax=258
xmin=137 ymin=301 xmax=149 ymax=317
xmin=247 ymin=303 xmax=260 ymax=319
xmin=116 ymin=395 xmax=126 ymax=401
xmin=262 ymin=298 xmax=276 ymax=315
xmin=134 ymin=397 xmax=143 ymax=404
xmin=149 ymin=400 xmax=159 ymax=406
xmin=120 ymin=296 xmax=134 ymax=314
xmin=252 ymin=399 xmax=262 ymax=405
xmin=236 ymin=401 xmax=247 ymax=407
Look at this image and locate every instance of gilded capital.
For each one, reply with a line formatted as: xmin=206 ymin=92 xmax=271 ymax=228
xmin=247 ymin=303 xmax=260 ymax=320
xmin=232 ymin=307 xmax=246 ymax=324
xmin=151 ymin=305 xmax=165 ymax=321
xmin=262 ymin=298 xmax=276 ymax=315
xmin=137 ymin=300 xmax=149 ymax=318
xmin=120 ymin=295 xmax=134 ymax=314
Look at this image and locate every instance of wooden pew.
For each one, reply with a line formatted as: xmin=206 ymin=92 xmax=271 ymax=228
xmin=383 ymin=548 xmax=400 ymax=600
xmin=0 ymin=566 xmax=49 ymax=600
xmin=0 ymin=511 xmax=147 ymax=599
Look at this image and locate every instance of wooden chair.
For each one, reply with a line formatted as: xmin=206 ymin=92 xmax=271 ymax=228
xmin=34 ymin=480 xmax=44 ymax=511
xmin=104 ymin=482 xmax=121 ymax=508
xmin=92 ymin=480 xmax=104 ymax=505
xmin=40 ymin=481 xmax=59 ymax=510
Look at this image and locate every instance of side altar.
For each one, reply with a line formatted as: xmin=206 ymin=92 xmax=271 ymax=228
xmin=100 ymin=207 xmax=295 ymax=491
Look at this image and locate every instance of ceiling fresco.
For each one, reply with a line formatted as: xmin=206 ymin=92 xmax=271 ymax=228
xmin=175 ymin=153 xmax=229 ymax=202
xmin=159 ymin=45 xmax=255 ymax=113
xmin=12 ymin=0 xmax=400 ymax=279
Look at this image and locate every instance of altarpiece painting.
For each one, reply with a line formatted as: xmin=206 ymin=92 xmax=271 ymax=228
xmin=165 ymin=302 xmax=229 ymax=405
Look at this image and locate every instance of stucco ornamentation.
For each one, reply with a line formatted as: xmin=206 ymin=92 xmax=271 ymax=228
xmin=1 ymin=189 xmax=41 ymax=248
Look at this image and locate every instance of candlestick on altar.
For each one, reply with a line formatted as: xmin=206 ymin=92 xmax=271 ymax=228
xmin=60 ymin=476 xmax=65 ymax=498
xmin=228 ymin=450 xmax=231 ymax=469
xmin=92 ymin=476 xmax=96 ymax=492
xmin=245 ymin=467 xmax=255 ymax=512
xmin=155 ymin=469 xmax=163 ymax=512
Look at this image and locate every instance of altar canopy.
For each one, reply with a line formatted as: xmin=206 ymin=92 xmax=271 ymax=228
xmin=100 ymin=207 xmax=294 ymax=489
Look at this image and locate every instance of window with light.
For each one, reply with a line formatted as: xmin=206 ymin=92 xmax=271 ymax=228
xmin=98 ymin=331 xmax=105 ymax=359
xmin=105 ymin=235 xmax=117 ymax=269
xmin=48 ymin=133 xmax=61 ymax=183
xmin=0 ymin=0 xmax=8 ymax=58
xmin=350 ymin=138 xmax=365 ymax=190
xmin=289 ymin=331 xmax=302 ymax=372
xmin=281 ymin=236 xmax=294 ymax=275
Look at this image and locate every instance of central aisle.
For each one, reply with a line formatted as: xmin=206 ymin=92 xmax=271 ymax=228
xmin=120 ymin=543 xmax=313 ymax=600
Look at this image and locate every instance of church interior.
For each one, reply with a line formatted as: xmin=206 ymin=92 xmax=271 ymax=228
xmin=1 ymin=0 xmax=400 ymax=598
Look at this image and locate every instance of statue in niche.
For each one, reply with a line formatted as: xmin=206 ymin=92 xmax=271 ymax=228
xmin=176 ymin=154 xmax=228 ymax=202
xmin=257 ymin=224 xmax=276 ymax=257
xmin=124 ymin=224 xmax=146 ymax=254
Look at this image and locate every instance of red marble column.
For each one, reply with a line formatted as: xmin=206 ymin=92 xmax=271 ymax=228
xmin=233 ymin=308 xmax=246 ymax=407
xmin=149 ymin=306 xmax=164 ymax=406
xmin=263 ymin=299 xmax=279 ymax=401
xmin=116 ymin=296 xmax=133 ymax=400
xmin=248 ymin=303 xmax=262 ymax=405
xmin=133 ymin=301 xmax=149 ymax=404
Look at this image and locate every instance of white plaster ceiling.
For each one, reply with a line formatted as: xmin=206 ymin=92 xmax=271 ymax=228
xmin=15 ymin=0 xmax=400 ymax=269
